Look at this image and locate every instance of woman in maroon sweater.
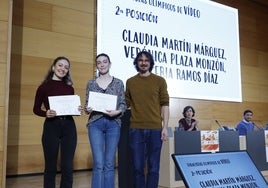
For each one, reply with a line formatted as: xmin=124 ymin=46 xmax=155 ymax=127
xmin=178 ymin=105 xmax=199 ymax=131
xmin=33 ymin=56 xmax=80 ymax=188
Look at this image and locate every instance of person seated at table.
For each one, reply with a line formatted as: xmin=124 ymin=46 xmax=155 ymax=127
xmin=236 ymin=109 xmax=261 ymax=135
xmin=178 ymin=105 xmax=199 ymax=131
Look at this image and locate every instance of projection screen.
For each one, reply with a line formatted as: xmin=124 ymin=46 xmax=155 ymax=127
xmin=97 ymin=0 xmax=241 ymax=102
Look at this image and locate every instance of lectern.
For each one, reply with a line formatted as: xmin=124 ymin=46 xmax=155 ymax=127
xmin=246 ymin=130 xmax=268 ymax=171
xmin=174 ymin=130 xmax=240 ymax=180
xmin=118 ymin=110 xmax=134 ymax=188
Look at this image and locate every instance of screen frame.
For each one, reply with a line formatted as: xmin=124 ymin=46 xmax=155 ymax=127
xmin=172 ymin=151 xmax=268 ymax=188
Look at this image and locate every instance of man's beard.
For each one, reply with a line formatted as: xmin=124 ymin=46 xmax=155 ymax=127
xmin=138 ymin=65 xmax=149 ymax=73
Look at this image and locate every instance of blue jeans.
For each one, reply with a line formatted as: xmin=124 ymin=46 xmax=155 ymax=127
xmin=129 ymin=128 xmax=163 ymax=188
xmin=88 ymin=117 xmax=120 ymax=188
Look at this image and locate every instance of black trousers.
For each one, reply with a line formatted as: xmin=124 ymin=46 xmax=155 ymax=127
xmin=42 ymin=117 xmax=77 ymax=188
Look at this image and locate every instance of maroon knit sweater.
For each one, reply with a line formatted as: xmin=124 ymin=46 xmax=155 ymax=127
xmin=33 ymin=80 xmax=74 ymax=117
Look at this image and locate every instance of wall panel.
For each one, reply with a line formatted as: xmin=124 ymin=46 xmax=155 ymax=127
xmin=242 ymin=66 xmax=268 ymax=85
xmin=7 ymin=0 xmax=95 ymax=176
xmin=52 ymin=6 xmax=93 ymax=37
xmin=0 ymin=64 xmax=7 ymax=107
xmin=0 ymin=0 xmax=12 ymax=186
xmin=0 ymin=151 xmax=4 ymax=186
xmin=7 ymin=115 xmax=43 ymax=146
xmin=0 ymin=108 xmax=5 ymax=151
xmin=7 ymin=145 xmax=44 ymax=174
xmin=0 ymin=22 xmax=8 ymax=63
xmin=11 ymin=26 xmax=93 ymax=62
xmin=37 ymin=0 xmax=93 ymax=13
xmin=12 ymin=0 xmax=52 ymax=30
xmin=0 ymin=0 xmax=9 ymax=21
xmin=259 ymin=51 xmax=268 ymax=67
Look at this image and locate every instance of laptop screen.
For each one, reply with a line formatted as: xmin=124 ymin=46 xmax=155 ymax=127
xmin=172 ymin=151 xmax=268 ymax=188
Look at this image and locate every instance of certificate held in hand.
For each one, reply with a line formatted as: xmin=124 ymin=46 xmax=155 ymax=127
xmin=88 ymin=91 xmax=117 ymax=113
xmin=48 ymin=95 xmax=81 ymax=116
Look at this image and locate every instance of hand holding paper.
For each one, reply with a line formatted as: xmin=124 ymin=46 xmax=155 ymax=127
xmin=48 ymin=95 xmax=81 ymax=116
xmin=87 ymin=91 xmax=117 ymax=113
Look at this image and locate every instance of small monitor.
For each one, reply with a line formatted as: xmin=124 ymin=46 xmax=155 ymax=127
xmin=172 ymin=151 xmax=268 ymax=188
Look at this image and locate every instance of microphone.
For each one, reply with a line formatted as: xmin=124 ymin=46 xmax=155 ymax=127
xmin=253 ymin=122 xmax=263 ymax=131
xmin=215 ymin=120 xmax=224 ymax=131
xmin=215 ymin=120 xmax=233 ymax=131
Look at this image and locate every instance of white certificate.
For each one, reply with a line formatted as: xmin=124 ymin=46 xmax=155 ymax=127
xmin=88 ymin=91 xmax=117 ymax=113
xmin=48 ymin=95 xmax=81 ymax=116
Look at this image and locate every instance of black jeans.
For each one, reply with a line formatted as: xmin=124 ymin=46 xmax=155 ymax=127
xmin=42 ymin=116 xmax=77 ymax=188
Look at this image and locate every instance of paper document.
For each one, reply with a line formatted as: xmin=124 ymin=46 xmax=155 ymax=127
xmin=200 ymin=130 xmax=219 ymax=153
xmin=48 ymin=95 xmax=81 ymax=116
xmin=88 ymin=91 xmax=117 ymax=113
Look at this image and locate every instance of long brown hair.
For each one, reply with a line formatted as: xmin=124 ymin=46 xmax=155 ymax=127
xmin=42 ymin=56 xmax=73 ymax=85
